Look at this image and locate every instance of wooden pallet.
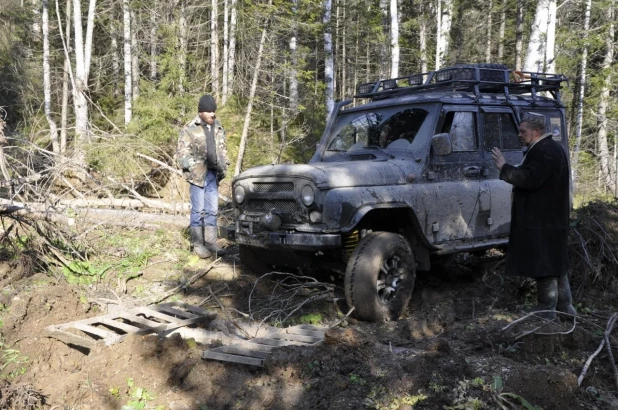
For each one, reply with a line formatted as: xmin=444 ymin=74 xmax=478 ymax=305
xmin=45 ymin=302 xmax=216 ymax=349
xmin=202 ymin=324 xmax=324 ymax=367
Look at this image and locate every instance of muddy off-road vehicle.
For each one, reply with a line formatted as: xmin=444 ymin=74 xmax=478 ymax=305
xmin=228 ymin=63 xmax=570 ymax=322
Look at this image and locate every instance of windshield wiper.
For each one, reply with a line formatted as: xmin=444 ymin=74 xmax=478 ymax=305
xmin=363 ymin=145 xmax=395 ymax=159
xmin=326 ymin=148 xmax=351 ymax=157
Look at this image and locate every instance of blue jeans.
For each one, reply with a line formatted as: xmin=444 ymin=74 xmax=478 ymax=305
xmin=189 ymin=170 xmax=218 ymax=227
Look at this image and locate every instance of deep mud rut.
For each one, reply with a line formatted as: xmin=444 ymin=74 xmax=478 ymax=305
xmin=0 ymin=233 xmax=617 ymax=410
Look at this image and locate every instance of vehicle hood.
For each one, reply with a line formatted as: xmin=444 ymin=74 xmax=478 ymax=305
xmin=234 ymin=160 xmax=413 ymax=189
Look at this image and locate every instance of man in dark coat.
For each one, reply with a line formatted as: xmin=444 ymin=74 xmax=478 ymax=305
xmin=491 ymin=112 xmax=576 ymax=319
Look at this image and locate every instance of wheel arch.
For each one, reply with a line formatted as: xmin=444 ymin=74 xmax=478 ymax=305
xmin=341 ymin=204 xmax=434 ymax=271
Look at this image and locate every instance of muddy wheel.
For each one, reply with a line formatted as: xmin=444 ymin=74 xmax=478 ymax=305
xmin=344 ymin=232 xmax=416 ymax=322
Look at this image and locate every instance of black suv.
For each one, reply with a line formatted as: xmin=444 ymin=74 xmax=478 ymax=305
xmin=230 ymin=63 xmax=570 ymax=322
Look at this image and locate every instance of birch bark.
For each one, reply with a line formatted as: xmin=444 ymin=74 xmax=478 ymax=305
xmin=596 ymin=0 xmax=616 ymax=192
xmin=324 ymin=0 xmax=334 ymax=117
xmin=210 ymin=0 xmax=219 ymax=98
xmin=222 ymin=0 xmax=229 ymax=103
xmin=123 ymin=0 xmax=132 ymax=126
xmin=390 ymin=0 xmax=399 ymax=78
xmin=485 ymin=0 xmax=492 ymax=62
xmin=515 ymin=0 xmax=523 ymax=70
xmin=523 ymin=0 xmax=557 ymax=72
xmin=436 ymin=0 xmax=452 ymax=70
xmin=42 ymin=0 xmax=59 ymax=153
xmin=131 ymin=9 xmax=139 ymax=98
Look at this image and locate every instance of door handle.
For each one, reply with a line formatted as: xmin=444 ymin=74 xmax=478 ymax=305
xmin=463 ymin=166 xmax=481 ymax=177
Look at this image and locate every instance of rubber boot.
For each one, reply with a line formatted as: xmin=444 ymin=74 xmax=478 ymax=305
xmin=190 ymin=226 xmax=211 ymax=259
xmin=524 ymin=277 xmax=558 ymax=320
xmin=557 ymin=274 xmax=577 ymax=316
xmin=204 ymin=225 xmax=226 ymax=257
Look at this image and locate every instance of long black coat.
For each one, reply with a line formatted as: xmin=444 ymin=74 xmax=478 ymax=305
xmin=499 ymin=135 xmax=570 ymax=278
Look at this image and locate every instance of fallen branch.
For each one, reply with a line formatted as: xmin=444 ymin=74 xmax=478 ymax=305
xmin=149 ymin=258 xmax=220 ymax=304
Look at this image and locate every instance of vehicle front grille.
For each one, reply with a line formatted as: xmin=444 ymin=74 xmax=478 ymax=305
xmin=246 ymin=199 xmax=298 ymax=213
xmin=252 ymin=182 xmax=294 ymax=192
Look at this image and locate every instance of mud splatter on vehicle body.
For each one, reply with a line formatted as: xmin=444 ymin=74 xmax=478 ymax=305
xmin=230 ymin=63 xmax=570 ymax=322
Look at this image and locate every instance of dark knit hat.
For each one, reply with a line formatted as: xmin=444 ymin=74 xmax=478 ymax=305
xmin=198 ymin=94 xmax=217 ymax=112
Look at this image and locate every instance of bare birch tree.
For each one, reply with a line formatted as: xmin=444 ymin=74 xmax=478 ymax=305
xmin=123 ymin=0 xmax=132 ymax=125
xmin=324 ymin=0 xmax=334 ymax=117
xmin=571 ymin=0 xmax=591 ymax=184
xmin=523 ymin=0 xmax=557 ymax=72
xmin=150 ymin=6 xmax=157 ymax=81
xmin=485 ymin=0 xmax=492 ymax=62
xmin=42 ymin=0 xmax=59 ymax=153
xmin=289 ymin=0 xmax=299 ymax=111
xmin=515 ymin=0 xmax=523 ymax=70
xmin=179 ymin=0 xmax=187 ymax=94
xmin=59 ymin=0 xmax=71 ymax=153
xmin=211 ymin=0 xmax=219 ymax=98
xmin=390 ymin=0 xmax=399 ymax=77
xmin=436 ymin=0 xmax=453 ymax=70
xmin=419 ymin=1 xmax=427 ymax=73
xmin=73 ymin=0 xmax=97 ymax=142
xmin=497 ymin=0 xmax=506 ymax=61
xmin=227 ymin=0 xmax=237 ymax=96
xmin=379 ymin=0 xmax=388 ymax=78
xmin=222 ymin=0 xmax=229 ymax=103
xmin=597 ymin=0 xmax=616 ymax=193
xmin=131 ymin=8 xmax=139 ymax=99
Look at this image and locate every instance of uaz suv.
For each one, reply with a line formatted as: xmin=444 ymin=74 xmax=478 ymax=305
xmin=230 ymin=63 xmax=569 ymax=322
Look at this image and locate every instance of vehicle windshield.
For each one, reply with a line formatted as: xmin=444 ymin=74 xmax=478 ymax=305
xmin=326 ymin=107 xmax=430 ymax=153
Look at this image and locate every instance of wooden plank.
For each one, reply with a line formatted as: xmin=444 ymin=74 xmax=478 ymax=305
xmin=202 ymin=350 xmax=264 ymax=367
xmin=114 ymin=312 xmax=162 ymax=328
xmin=283 ymin=328 xmax=325 ymax=338
xmin=44 ymin=326 xmax=97 ymax=349
xmin=210 ymin=345 xmax=272 ymax=359
xmin=71 ymin=323 xmax=119 ymax=340
xmin=132 ymin=308 xmax=178 ymax=323
xmin=98 ymin=318 xmax=141 ymax=334
xmin=265 ymin=333 xmax=322 ymax=344
xmin=161 ymin=302 xmax=214 ymax=317
xmin=249 ymin=337 xmax=306 ymax=347
xmin=147 ymin=305 xmax=198 ymax=319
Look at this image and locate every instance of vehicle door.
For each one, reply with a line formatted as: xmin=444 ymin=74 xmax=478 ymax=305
xmin=428 ymin=106 xmax=483 ymax=243
xmin=480 ymin=107 xmax=523 ymax=238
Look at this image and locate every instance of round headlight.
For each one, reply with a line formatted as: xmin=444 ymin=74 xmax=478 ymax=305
xmin=234 ymin=185 xmax=246 ymax=204
xmin=301 ymin=185 xmax=314 ymax=206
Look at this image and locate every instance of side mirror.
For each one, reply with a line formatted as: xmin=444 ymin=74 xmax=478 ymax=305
xmin=431 ymin=133 xmax=452 ymax=156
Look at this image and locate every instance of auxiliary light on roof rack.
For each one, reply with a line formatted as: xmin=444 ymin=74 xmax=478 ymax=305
xmin=353 ymin=65 xmax=569 ymax=105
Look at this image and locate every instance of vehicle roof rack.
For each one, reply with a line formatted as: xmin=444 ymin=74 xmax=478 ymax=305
xmin=354 ymin=65 xmax=568 ymax=105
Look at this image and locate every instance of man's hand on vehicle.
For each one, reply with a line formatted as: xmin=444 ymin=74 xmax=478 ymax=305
xmin=491 ymin=147 xmax=506 ymax=171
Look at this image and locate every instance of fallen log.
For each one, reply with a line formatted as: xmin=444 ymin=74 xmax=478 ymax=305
xmin=0 ymin=205 xmax=75 ymax=226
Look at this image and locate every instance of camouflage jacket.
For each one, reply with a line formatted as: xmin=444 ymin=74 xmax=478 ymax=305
xmin=176 ymin=116 xmax=229 ymax=187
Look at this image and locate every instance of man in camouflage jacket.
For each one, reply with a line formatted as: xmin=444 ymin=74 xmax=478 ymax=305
xmin=177 ymin=94 xmax=230 ymax=258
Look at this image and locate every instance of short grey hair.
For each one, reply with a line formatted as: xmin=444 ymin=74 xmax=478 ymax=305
xmin=521 ymin=112 xmax=546 ymax=132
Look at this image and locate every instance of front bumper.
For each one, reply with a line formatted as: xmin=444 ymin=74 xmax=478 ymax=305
xmin=228 ymin=220 xmax=341 ymax=250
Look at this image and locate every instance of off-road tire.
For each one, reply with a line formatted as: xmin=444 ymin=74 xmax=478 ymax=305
xmin=344 ymin=232 xmax=416 ymax=322
xmin=444 ymin=63 xmax=509 ymax=82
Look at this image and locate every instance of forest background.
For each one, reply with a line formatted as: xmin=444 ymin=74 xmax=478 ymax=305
xmin=0 ymin=0 xmax=616 ymax=201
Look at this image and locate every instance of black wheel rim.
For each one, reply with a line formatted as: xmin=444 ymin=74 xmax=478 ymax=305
xmin=376 ymin=254 xmax=406 ymax=305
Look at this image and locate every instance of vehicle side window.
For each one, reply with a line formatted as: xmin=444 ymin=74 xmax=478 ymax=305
xmin=441 ymin=112 xmax=477 ymax=152
xmin=483 ymin=112 xmax=519 ymax=151
xmin=520 ymin=109 xmax=564 ymax=142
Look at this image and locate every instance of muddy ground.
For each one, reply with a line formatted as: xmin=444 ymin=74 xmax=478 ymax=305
xmin=0 ymin=223 xmax=617 ymax=410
